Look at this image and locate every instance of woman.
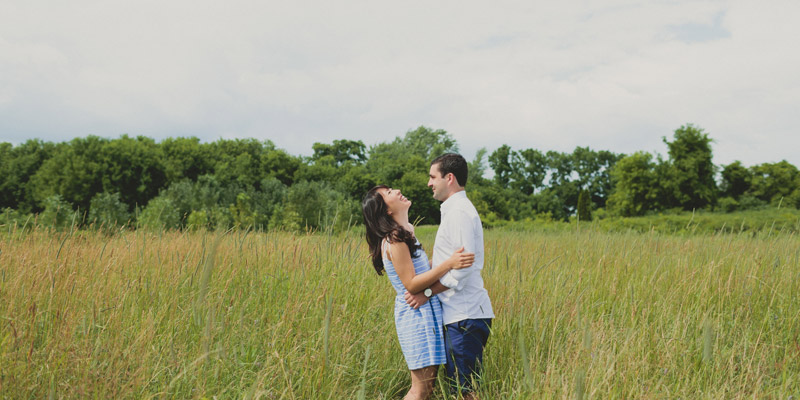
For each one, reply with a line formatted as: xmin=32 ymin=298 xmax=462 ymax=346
xmin=362 ymin=185 xmax=474 ymax=400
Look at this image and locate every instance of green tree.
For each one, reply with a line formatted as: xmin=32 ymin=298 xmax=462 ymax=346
xmin=29 ymin=135 xmax=166 ymax=212
xmin=488 ymin=146 xmax=547 ymax=196
xmin=211 ymin=138 xmax=274 ymax=189
xmin=261 ymin=147 xmax=301 ymax=186
xmin=30 ymin=137 xmax=105 ymax=212
xmin=607 ymin=152 xmax=660 ymax=216
xmin=488 ymin=145 xmax=514 ymax=187
xmin=720 ymin=161 xmax=751 ymax=199
xmin=467 ymin=184 xmax=513 ymax=222
xmin=293 ymin=156 xmax=339 ymax=184
xmin=99 ymin=135 xmax=166 ymax=210
xmin=468 ymin=148 xmax=489 ymax=185
xmin=748 ymin=160 xmax=800 ymax=207
xmin=662 ymin=124 xmax=717 ymax=210
xmin=571 ymin=147 xmax=622 ymax=209
xmin=311 ymin=139 xmax=367 ymax=165
xmin=545 ymin=150 xmax=579 ymax=219
xmin=160 ymin=137 xmax=214 ymax=184
xmin=532 ymin=188 xmax=563 ymax=220
xmin=337 ymin=164 xmax=374 ymax=199
xmin=517 ymin=149 xmax=548 ymax=194
xmin=401 ymin=126 xmax=458 ymax=160
xmin=0 ymin=139 xmax=56 ymax=213
xmin=577 ymin=189 xmax=592 ymax=221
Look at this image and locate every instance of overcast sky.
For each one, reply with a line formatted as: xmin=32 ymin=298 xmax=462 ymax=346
xmin=2 ymin=1 xmax=798 ymax=168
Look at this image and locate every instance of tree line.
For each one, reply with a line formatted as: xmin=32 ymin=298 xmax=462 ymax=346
xmin=1 ymin=124 xmax=798 ymax=231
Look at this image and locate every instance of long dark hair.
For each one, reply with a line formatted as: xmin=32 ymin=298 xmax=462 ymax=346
xmin=361 ymin=185 xmax=421 ymax=275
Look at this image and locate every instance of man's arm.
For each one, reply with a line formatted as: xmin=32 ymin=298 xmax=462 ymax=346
xmin=404 ymin=281 xmax=449 ymax=309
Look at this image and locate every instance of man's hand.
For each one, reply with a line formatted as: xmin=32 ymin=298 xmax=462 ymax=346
xmin=404 ymin=290 xmax=429 ymax=309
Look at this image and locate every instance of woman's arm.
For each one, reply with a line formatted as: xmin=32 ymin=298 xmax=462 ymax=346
xmin=387 ymin=241 xmax=473 ymax=294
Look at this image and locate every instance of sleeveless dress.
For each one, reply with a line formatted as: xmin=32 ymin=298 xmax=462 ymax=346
xmin=383 ymin=240 xmax=446 ymax=370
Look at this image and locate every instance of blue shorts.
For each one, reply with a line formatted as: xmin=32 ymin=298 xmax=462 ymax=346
xmin=443 ymin=318 xmax=492 ymax=393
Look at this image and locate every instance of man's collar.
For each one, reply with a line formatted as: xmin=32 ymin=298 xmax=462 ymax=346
xmin=440 ymin=190 xmax=467 ymax=212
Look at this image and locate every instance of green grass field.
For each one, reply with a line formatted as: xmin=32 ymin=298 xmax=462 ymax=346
xmin=1 ymin=225 xmax=799 ymax=398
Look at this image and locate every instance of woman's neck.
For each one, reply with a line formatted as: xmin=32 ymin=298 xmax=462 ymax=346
xmin=391 ymin=213 xmax=413 ymax=232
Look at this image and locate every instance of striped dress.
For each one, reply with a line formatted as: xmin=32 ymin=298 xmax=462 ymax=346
xmin=382 ymin=240 xmax=446 ymax=370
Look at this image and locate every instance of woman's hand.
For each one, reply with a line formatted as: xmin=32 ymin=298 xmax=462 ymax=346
xmin=447 ymin=246 xmax=474 ymax=270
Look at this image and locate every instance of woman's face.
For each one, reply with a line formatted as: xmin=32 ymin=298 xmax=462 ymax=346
xmin=378 ymin=187 xmax=411 ymax=216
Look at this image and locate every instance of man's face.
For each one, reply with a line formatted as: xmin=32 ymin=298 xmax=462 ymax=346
xmin=428 ymin=163 xmax=450 ymax=202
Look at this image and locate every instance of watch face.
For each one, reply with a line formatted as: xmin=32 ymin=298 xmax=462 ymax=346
xmin=424 ymin=288 xmax=432 ymax=297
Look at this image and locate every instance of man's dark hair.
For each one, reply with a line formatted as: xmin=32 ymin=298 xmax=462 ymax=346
xmin=431 ymin=153 xmax=468 ymax=187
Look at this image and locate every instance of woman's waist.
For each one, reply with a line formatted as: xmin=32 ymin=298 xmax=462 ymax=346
xmin=393 ymin=292 xmax=441 ymax=303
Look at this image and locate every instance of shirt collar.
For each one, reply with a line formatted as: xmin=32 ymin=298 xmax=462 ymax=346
xmin=440 ymin=190 xmax=467 ymax=213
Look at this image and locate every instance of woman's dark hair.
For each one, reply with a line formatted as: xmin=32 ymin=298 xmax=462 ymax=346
xmin=361 ymin=185 xmax=421 ymax=275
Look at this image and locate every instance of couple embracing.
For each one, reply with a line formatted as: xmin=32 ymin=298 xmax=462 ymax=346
xmin=362 ymin=153 xmax=494 ymax=400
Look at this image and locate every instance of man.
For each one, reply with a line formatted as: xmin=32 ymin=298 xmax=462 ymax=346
xmin=405 ymin=153 xmax=494 ymax=399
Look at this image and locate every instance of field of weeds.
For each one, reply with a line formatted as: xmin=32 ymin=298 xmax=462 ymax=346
xmin=1 ymin=226 xmax=799 ymax=398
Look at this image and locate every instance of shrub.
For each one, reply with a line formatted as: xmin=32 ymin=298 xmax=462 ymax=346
xmin=138 ymin=197 xmax=180 ymax=230
xmin=717 ymin=197 xmax=739 ymax=213
xmin=209 ymin=206 xmax=233 ymax=231
xmin=230 ymin=192 xmax=259 ymax=229
xmin=285 ymin=181 xmax=358 ymax=232
xmin=39 ymin=195 xmax=79 ymax=229
xmin=89 ymin=192 xmax=130 ymax=229
xmin=1 ymin=208 xmax=34 ymax=231
xmin=186 ymin=210 xmax=209 ymax=231
xmin=269 ymin=204 xmax=302 ymax=232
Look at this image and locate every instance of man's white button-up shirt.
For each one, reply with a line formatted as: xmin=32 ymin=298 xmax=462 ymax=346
xmin=433 ymin=190 xmax=495 ymax=325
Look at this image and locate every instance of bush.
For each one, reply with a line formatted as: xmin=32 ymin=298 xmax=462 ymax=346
xmin=254 ymin=177 xmax=287 ymax=221
xmin=285 ymin=181 xmax=357 ymax=232
xmin=1 ymin=208 xmax=34 ymax=231
xmin=138 ymin=197 xmax=180 ymax=230
xmin=227 ymin=179 xmax=288 ymax=231
xmin=738 ymin=194 xmax=767 ymax=210
xmin=89 ymin=192 xmax=130 ymax=229
xmin=230 ymin=192 xmax=260 ymax=229
xmin=718 ymin=197 xmax=739 ymax=213
xmin=158 ymin=180 xmax=195 ymax=226
xmin=39 ymin=195 xmax=79 ymax=230
xmin=269 ymin=204 xmax=302 ymax=232
xmin=186 ymin=210 xmax=209 ymax=231
xmin=209 ymin=206 xmax=233 ymax=230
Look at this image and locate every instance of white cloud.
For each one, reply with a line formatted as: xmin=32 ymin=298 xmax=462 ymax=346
xmin=1 ymin=0 xmax=798 ymax=168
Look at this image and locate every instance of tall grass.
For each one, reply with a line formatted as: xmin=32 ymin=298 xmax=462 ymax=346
xmin=1 ymin=225 xmax=798 ymax=398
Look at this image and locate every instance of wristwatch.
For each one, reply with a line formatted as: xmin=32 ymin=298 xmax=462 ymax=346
xmin=424 ymin=288 xmax=433 ymax=298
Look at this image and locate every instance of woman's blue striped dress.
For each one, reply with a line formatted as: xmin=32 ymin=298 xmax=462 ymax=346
xmin=383 ymin=241 xmax=446 ymax=370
